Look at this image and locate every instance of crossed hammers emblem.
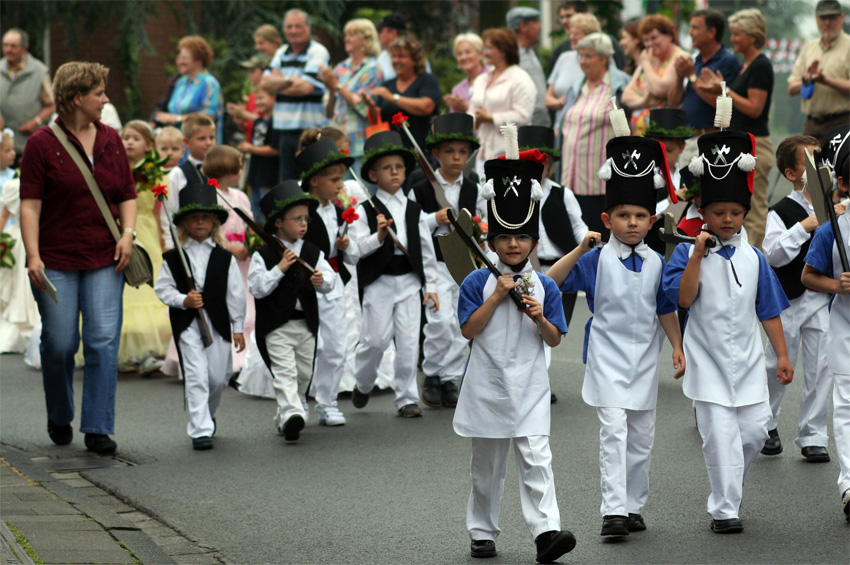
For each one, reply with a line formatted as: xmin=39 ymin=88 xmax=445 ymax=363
xmin=622 ymin=150 xmax=640 ymax=170
xmin=712 ymin=145 xmax=731 ymax=164
xmin=502 ymin=176 xmax=521 ymax=197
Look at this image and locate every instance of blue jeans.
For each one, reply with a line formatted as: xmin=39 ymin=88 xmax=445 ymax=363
xmin=32 ymin=265 xmax=125 ymax=435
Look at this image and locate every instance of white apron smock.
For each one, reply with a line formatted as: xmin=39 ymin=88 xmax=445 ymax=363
xmin=827 ymin=213 xmax=850 ymax=377
xmin=682 ymin=237 xmax=768 ymax=407
xmin=453 ymin=262 xmax=551 ymax=438
xmin=584 ymin=240 xmax=663 ymax=410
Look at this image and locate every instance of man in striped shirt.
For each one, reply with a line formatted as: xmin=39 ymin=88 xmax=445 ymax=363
xmin=262 ymin=9 xmax=330 ymax=181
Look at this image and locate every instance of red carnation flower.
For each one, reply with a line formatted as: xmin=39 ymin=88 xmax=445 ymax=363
xmin=349 ymin=197 xmax=358 ymax=205
xmin=207 ymin=178 xmax=220 ymax=189
xmin=391 ymin=112 xmax=409 ymax=127
xmin=341 ymin=148 xmax=349 ymax=155
xmin=341 ymin=208 xmax=360 ymax=224
xmin=152 ymin=184 xmax=168 ymax=199
xmin=472 ymin=216 xmax=481 ymax=223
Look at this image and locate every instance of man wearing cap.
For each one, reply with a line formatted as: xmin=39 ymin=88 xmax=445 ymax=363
xmin=789 ymin=0 xmax=850 ymax=141
xmin=262 ymin=8 xmax=330 ymax=181
xmin=507 ymin=6 xmax=550 ymax=127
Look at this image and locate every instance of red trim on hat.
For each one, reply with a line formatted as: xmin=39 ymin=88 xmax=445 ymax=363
xmin=655 ymin=141 xmax=678 ymax=204
xmin=496 ymin=148 xmax=548 ymax=164
xmin=746 ymin=132 xmax=756 ymax=195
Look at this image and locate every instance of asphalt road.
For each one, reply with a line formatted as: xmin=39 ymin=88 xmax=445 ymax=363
xmin=1 ymin=298 xmax=847 ymax=564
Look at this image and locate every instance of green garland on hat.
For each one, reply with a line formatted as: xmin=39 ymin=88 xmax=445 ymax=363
xmin=643 ymin=123 xmax=695 ymax=139
xmin=520 ymin=144 xmax=560 ymax=160
xmin=300 ymin=150 xmax=351 ymax=183
xmin=426 ymin=131 xmax=480 ymax=147
xmin=266 ymin=193 xmax=320 ymax=223
xmin=362 ymin=143 xmax=412 ymax=166
xmin=682 ymin=178 xmax=701 ymax=201
xmin=172 ymin=202 xmax=228 ymax=221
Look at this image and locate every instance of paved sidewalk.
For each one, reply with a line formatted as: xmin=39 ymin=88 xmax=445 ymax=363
xmin=0 ymin=445 xmax=218 ymax=564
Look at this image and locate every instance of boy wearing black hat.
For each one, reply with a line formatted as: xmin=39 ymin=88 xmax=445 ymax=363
xmin=349 ymin=131 xmax=439 ymax=418
xmin=155 ymin=184 xmax=247 ymax=450
xmin=802 ymin=129 xmax=850 ymax=521
xmin=453 ymin=129 xmax=574 ymax=562
xmin=296 ymin=138 xmax=356 ymax=427
xmin=410 ymin=114 xmax=485 ymax=408
xmin=247 ymin=181 xmax=335 ymax=442
xmin=663 ymin=129 xmax=793 ymax=533
xmin=547 ymin=132 xmax=685 ymax=538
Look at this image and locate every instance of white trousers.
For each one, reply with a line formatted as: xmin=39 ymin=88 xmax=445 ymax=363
xmin=468 ymin=436 xmax=561 ymax=541
xmin=596 ymin=407 xmax=656 ymax=516
xmin=266 ymin=319 xmax=314 ymax=428
xmin=834 ymin=373 xmax=850 ymax=496
xmin=765 ymin=293 xmax=832 ymax=447
xmin=179 ymin=315 xmax=232 ymax=439
xmin=353 ymin=278 xmax=421 ymax=410
xmin=311 ymin=292 xmax=347 ymax=408
xmin=421 ymin=266 xmax=468 ymax=382
xmin=695 ymin=400 xmax=771 ymax=520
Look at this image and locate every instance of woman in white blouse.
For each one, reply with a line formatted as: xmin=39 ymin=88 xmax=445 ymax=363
xmin=467 ymin=27 xmax=536 ymax=173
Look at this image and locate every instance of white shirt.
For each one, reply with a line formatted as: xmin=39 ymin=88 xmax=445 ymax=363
xmin=409 ymin=170 xmax=488 ymax=237
xmin=154 ymin=237 xmax=246 ymax=334
xmin=763 ymin=189 xmax=814 ymax=268
xmin=537 ymin=179 xmax=589 ymax=261
xmin=161 ymin=156 xmax=204 ymax=249
xmin=350 ymin=187 xmax=438 ymax=297
xmin=247 ymin=236 xmax=334 ymax=312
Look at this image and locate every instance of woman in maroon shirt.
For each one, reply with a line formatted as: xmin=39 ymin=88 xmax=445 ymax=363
xmin=20 ymin=62 xmax=137 ymax=454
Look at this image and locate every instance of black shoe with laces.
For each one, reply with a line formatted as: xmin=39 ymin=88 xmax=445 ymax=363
xmin=470 ymin=539 xmax=496 ymax=558
xmin=627 ymin=513 xmax=646 ymax=531
xmin=84 ymin=433 xmax=116 ymax=454
xmin=761 ymin=428 xmax=782 ymax=455
xmin=535 ymin=530 xmax=576 ymax=563
xmin=441 ymin=380 xmax=459 ymax=407
xmin=422 ymin=376 xmax=442 ymax=407
xmin=601 ymin=515 xmax=629 ymax=537
xmin=48 ymin=420 xmax=73 ymax=445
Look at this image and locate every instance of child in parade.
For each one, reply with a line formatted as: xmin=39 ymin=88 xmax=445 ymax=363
xmin=202 ymin=146 xmax=254 ymax=374
xmin=453 ymin=135 xmax=575 ymax=562
xmin=118 ymin=120 xmax=170 ymax=374
xmin=295 ymin=133 xmax=357 ymax=426
xmin=547 ymin=132 xmax=685 ymax=538
xmin=0 ymin=130 xmax=16 ymax=188
xmin=247 ymin=181 xmax=335 ymax=442
xmin=663 ymin=129 xmax=793 ymax=533
xmin=160 ymin=113 xmax=216 ymax=250
xmin=760 ymin=135 xmax=833 ymax=462
xmin=801 ymin=129 xmax=850 ymax=521
xmin=155 ymin=126 xmax=185 ymax=170
xmin=154 ymin=184 xmax=246 ymax=450
xmin=349 ymin=130 xmax=439 ymax=418
xmin=236 ymin=85 xmax=280 ymax=222
xmin=409 ymin=113 xmax=484 ymax=408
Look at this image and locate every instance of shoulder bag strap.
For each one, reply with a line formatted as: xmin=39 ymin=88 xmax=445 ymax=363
xmin=49 ymin=123 xmax=122 ymax=243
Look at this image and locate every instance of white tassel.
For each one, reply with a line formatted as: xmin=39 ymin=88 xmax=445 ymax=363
xmin=688 ymin=155 xmax=705 ymax=176
xmin=530 ymin=179 xmax=543 ymax=201
xmin=481 ymin=178 xmax=496 ymax=200
xmin=737 ymin=153 xmax=756 ymax=172
xmin=598 ymin=158 xmax=613 ymax=180
xmin=500 ymin=122 xmax=519 ymax=160
xmin=714 ymin=82 xmax=733 ymax=129
xmin=653 ymin=168 xmax=666 ymax=189
xmin=608 ymin=97 xmax=630 ymax=138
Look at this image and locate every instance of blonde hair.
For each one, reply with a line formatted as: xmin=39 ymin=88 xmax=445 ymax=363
xmin=1 ymin=131 xmax=13 ymax=147
xmin=181 ymin=113 xmax=215 ymax=139
xmin=53 ymin=62 xmax=109 ymax=118
xmin=453 ymin=32 xmax=484 ymax=55
xmin=344 ymin=19 xmax=380 ymax=58
xmin=202 ymin=145 xmax=241 ymax=179
xmin=570 ymin=13 xmax=601 ymax=35
xmin=253 ymin=24 xmax=283 ymax=49
xmin=728 ymin=9 xmax=767 ymax=49
xmin=122 ymin=120 xmax=155 ymax=148
xmin=156 ymin=126 xmax=183 ymax=146
xmin=176 ymin=217 xmax=227 ymax=247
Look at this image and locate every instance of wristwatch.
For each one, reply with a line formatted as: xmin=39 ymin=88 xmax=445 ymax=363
xmin=393 ymin=93 xmax=400 ymax=103
xmin=123 ymin=227 xmax=137 ymax=240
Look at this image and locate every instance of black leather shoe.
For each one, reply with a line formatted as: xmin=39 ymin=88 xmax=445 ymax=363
xmin=47 ymin=420 xmax=73 ymax=446
xmin=601 ymin=515 xmax=629 ymax=537
xmin=535 ymin=530 xmax=576 ymax=562
xmin=710 ymin=518 xmax=743 ymax=533
xmin=84 ymin=434 xmax=117 ymax=454
xmin=422 ymin=376 xmax=442 ymax=407
xmin=470 ymin=539 xmax=496 ymax=558
xmin=441 ymin=380 xmax=459 ymax=407
xmin=627 ymin=513 xmax=646 ymax=532
xmin=551 ymin=392 xmax=558 ymax=404
xmin=398 ymin=404 xmax=422 ymax=418
xmin=281 ymin=415 xmax=305 ymax=442
xmin=761 ymin=428 xmax=782 ymax=455
xmin=192 ymin=436 xmax=213 ymax=450
xmin=351 ymin=386 xmax=370 ymax=409
xmin=801 ymin=445 xmax=830 ymax=463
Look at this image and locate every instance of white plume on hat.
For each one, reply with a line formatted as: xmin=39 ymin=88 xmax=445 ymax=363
xmin=714 ymin=82 xmax=733 ymax=130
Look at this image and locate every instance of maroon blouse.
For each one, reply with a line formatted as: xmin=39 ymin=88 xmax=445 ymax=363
xmin=20 ymin=118 xmax=136 ymax=270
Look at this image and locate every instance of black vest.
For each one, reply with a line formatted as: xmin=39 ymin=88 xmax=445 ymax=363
xmin=769 ymin=197 xmax=811 ymax=300
xmin=254 ymin=242 xmax=321 ymax=370
xmin=356 ymin=198 xmax=424 ymax=295
xmin=540 ymin=183 xmax=578 ymax=259
xmin=410 ymin=176 xmax=479 ymax=262
xmin=163 ymin=245 xmax=233 ymax=343
xmin=179 ymin=160 xmax=207 ymax=185
xmin=304 ymin=205 xmax=351 ymax=285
